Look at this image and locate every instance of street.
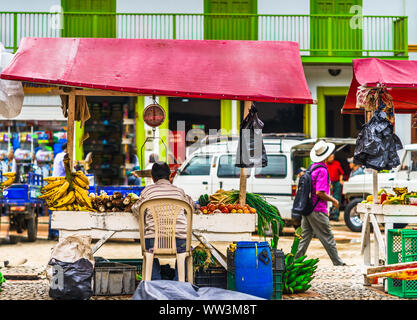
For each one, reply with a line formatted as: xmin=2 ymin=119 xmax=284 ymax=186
xmin=0 ymin=212 xmax=405 ymax=300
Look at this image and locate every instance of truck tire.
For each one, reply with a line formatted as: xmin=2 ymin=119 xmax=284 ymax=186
xmin=27 ymin=215 xmax=38 ymax=242
xmin=344 ymin=198 xmax=363 ymax=233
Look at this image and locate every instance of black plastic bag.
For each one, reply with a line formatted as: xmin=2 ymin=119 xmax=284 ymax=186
xmin=235 ymin=104 xmax=268 ymax=168
xmin=48 ymin=258 xmax=94 ymax=300
xmin=354 ymin=102 xmax=403 ymax=171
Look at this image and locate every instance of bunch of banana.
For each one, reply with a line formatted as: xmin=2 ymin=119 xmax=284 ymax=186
xmin=1 ymin=172 xmax=16 ymax=190
xmin=39 ymin=171 xmax=95 ymax=212
xmin=283 ymin=226 xmax=319 ymax=294
xmin=283 ymin=255 xmax=319 ymax=294
xmin=393 ymin=187 xmax=408 ymax=196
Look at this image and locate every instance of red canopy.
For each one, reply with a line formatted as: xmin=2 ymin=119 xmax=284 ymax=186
xmin=0 ymin=37 xmax=313 ymax=104
xmin=342 ymin=58 xmax=417 ymax=114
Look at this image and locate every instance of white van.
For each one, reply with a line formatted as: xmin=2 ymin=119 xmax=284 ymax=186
xmin=173 ymin=134 xmax=356 ymax=224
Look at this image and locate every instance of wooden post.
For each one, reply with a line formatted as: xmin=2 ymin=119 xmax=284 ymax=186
xmin=67 ymin=92 xmax=76 ymax=171
xmin=239 ymin=101 xmax=252 ymax=206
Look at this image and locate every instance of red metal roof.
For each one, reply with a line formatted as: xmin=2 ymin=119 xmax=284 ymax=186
xmin=0 ymin=37 xmax=313 ymax=104
xmin=342 ymin=58 xmax=417 ymax=114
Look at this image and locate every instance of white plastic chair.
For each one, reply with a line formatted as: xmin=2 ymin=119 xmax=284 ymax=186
xmin=138 ymin=198 xmax=193 ymax=283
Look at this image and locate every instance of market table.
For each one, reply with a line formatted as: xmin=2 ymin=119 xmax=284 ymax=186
xmin=51 ymin=211 xmax=257 ymax=250
xmin=357 ymin=203 xmax=417 ymax=289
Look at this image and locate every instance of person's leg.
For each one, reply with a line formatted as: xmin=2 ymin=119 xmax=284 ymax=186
xmin=331 ymin=181 xmax=341 ymax=220
xmin=144 ymin=238 xmax=162 ymax=280
xmin=173 ymin=238 xmax=187 ymax=281
xmin=295 ymin=215 xmax=314 ymax=260
xmin=307 ymin=212 xmax=345 ymax=266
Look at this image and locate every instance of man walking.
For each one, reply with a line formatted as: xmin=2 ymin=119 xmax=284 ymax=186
xmin=295 ymin=140 xmax=345 ymax=266
xmin=325 ymin=153 xmax=344 ymax=221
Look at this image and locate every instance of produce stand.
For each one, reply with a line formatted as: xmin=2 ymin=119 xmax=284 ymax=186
xmin=342 ymin=58 xmax=417 ymax=288
xmin=1 ymin=38 xmax=313 ymax=259
xmin=51 ymin=211 xmax=257 ymax=242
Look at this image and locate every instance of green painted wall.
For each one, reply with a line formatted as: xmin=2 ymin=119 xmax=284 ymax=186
xmin=61 ymin=0 xmax=116 ymax=37
xmin=135 ymin=96 xmax=146 ymax=171
xmin=316 ymin=87 xmax=349 ymax=138
xmin=204 ymin=0 xmax=258 ymax=40
xmin=74 ymin=121 xmax=83 ymax=161
xmin=220 ymin=100 xmax=233 ymax=135
xmin=158 ymin=96 xmax=170 ymax=163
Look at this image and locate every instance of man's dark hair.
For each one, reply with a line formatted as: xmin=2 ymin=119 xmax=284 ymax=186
xmin=62 ymin=143 xmax=67 ymax=151
xmin=151 ymin=161 xmax=171 ymax=181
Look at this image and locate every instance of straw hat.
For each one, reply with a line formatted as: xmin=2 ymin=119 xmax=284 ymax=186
xmin=310 ymin=140 xmax=335 ymax=163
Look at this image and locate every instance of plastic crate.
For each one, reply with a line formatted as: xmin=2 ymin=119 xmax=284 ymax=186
xmin=93 ymin=262 xmax=136 ymax=296
xmin=271 ymin=249 xmax=285 ymax=272
xmin=194 ymin=267 xmax=227 ymax=289
xmin=387 ymin=229 xmax=417 ymax=298
xmin=272 ymin=271 xmax=283 ymax=300
xmin=107 ymin=258 xmax=143 ymax=274
xmin=227 ymin=247 xmax=236 ymax=291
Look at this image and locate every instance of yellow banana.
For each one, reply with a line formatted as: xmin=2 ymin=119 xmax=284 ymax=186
xmin=50 ymin=181 xmax=70 ymax=203
xmin=74 ymin=171 xmax=89 ymax=186
xmin=1 ymin=178 xmax=14 ymax=188
xmin=74 ymin=184 xmax=92 ymax=208
xmin=44 ymin=177 xmax=65 ymax=183
xmin=39 ymin=187 xmax=61 ymax=199
xmin=2 ymin=172 xmax=16 ymax=178
xmin=41 ymin=179 xmax=66 ymax=192
xmin=54 ymin=191 xmax=75 ymax=208
xmin=73 ymin=176 xmax=88 ymax=189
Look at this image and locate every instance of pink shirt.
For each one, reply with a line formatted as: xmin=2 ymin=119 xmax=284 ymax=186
xmin=310 ymin=162 xmax=330 ymax=214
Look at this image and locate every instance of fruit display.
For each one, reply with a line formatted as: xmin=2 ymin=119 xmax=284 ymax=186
xmin=199 ymin=202 xmax=256 ymax=215
xmin=89 ymin=192 xmax=139 ymax=213
xmin=283 ymin=227 xmax=318 ymax=294
xmin=0 ymin=172 xmax=16 ymax=190
xmin=39 ymin=171 xmax=95 ymax=211
xmin=197 ymin=189 xmax=284 ymax=249
xmin=198 ymin=194 xmax=210 ymax=207
xmin=362 ymin=188 xmax=417 ymax=205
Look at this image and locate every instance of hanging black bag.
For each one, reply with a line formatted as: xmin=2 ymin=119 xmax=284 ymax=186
xmin=235 ymin=103 xmax=268 ymax=168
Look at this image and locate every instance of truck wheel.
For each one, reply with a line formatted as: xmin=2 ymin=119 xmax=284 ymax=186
xmin=27 ymin=215 xmax=38 ymax=242
xmin=344 ymin=198 xmax=363 ymax=233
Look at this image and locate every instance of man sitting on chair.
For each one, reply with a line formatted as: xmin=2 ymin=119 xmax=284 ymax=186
xmin=131 ymin=161 xmax=196 ymax=280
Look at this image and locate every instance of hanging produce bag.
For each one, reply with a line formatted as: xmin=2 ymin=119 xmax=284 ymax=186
xmin=354 ymin=101 xmax=403 ymax=171
xmin=235 ymin=104 xmax=268 ymax=168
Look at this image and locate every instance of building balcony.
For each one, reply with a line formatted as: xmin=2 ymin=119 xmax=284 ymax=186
xmin=0 ymin=12 xmax=408 ymax=63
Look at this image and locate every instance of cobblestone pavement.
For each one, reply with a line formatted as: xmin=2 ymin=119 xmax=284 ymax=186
xmin=0 ymin=265 xmax=405 ymax=300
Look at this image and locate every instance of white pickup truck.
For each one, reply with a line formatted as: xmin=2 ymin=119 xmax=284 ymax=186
xmin=342 ymin=144 xmax=417 ymax=232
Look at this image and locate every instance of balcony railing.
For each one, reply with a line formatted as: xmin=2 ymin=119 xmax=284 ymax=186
xmin=0 ymin=12 xmax=408 ymax=61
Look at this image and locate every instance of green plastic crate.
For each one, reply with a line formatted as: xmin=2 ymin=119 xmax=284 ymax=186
xmin=272 ymin=271 xmax=283 ymax=300
xmin=107 ymin=259 xmax=143 ymax=274
xmin=387 ymin=229 xmax=417 ymax=298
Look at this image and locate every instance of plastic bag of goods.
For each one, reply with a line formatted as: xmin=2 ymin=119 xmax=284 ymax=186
xmin=0 ymin=43 xmax=23 ymax=118
xmin=46 ymin=235 xmax=95 ymax=300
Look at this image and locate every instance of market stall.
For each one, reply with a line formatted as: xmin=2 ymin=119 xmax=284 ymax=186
xmin=342 ymin=58 xmax=417 ymax=286
xmin=0 ymin=37 xmax=313 ymax=248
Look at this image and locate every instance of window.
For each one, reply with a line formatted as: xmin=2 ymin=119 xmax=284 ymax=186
xmin=217 ymin=155 xmax=250 ymax=178
xmin=181 ymin=155 xmax=212 ymax=175
xmin=254 ymin=155 xmax=287 ymax=178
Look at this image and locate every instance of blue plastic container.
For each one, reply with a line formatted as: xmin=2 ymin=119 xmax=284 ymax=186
xmin=234 ymin=241 xmax=273 ymax=299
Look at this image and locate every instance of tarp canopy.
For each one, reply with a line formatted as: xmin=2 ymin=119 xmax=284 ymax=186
xmin=0 ymin=37 xmax=313 ymax=104
xmin=342 ymin=58 xmax=417 ymax=114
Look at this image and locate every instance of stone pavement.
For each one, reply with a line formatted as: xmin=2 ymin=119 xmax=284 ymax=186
xmin=0 ymin=265 xmax=405 ymax=300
